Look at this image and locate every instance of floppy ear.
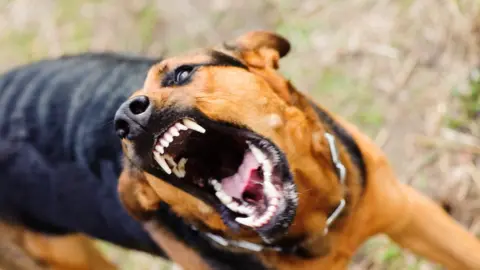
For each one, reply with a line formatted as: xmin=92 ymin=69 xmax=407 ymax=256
xmin=223 ymin=30 xmax=291 ymax=69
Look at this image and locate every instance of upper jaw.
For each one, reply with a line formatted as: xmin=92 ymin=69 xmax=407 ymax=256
xmin=127 ymin=108 xmax=298 ymax=241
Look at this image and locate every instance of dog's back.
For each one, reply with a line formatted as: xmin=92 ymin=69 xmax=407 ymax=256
xmin=0 ymin=53 xmax=164 ymax=254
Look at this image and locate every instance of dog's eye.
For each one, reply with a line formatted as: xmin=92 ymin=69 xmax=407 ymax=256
xmin=176 ymin=69 xmax=190 ymax=83
xmin=174 ymin=65 xmax=194 ymax=84
xmin=162 ymin=65 xmax=196 ymax=87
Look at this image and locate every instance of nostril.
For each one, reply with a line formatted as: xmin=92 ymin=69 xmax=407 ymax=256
xmin=115 ymin=119 xmax=130 ymax=139
xmin=129 ymin=96 xmax=150 ymax=115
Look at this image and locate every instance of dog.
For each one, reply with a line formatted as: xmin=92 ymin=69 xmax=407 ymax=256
xmin=114 ymin=31 xmax=480 ymax=270
xmin=0 ymin=53 xmax=267 ymax=269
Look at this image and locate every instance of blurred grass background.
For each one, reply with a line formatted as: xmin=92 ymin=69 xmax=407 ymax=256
xmin=0 ymin=0 xmax=479 ymax=269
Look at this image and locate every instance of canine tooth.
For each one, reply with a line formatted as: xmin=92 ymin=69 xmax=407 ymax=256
xmin=155 ymin=145 xmax=164 ymax=154
xmin=175 ymin=122 xmax=188 ymax=131
xmin=160 ymin=139 xmax=169 ymax=148
xmin=262 ymin=160 xmax=273 ymax=176
xmin=164 ymin=133 xmax=174 ymax=142
xmin=264 ymin=181 xmax=278 ymax=198
xmin=164 ymin=154 xmax=176 ymax=166
xmin=178 ymin=158 xmax=187 ymax=170
xmin=183 ymin=119 xmax=206 ymax=133
xmin=172 ymin=167 xmax=186 ymax=178
xmin=172 ymin=168 xmax=185 ymax=178
xmin=169 ymin=126 xmax=180 ymax=136
xmin=153 ymin=152 xmax=171 ymax=174
xmin=248 ymin=142 xmax=266 ymax=163
xmin=172 ymin=157 xmax=187 ymax=178
xmin=235 ymin=216 xmax=256 ymax=227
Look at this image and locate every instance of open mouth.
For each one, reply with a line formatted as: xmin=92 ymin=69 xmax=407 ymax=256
xmin=142 ymin=113 xmax=297 ymax=237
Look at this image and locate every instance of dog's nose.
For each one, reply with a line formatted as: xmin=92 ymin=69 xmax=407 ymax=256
xmin=114 ymin=95 xmax=152 ymax=139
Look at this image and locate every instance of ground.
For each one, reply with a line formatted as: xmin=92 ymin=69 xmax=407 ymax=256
xmin=0 ymin=0 xmax=478 ymax=269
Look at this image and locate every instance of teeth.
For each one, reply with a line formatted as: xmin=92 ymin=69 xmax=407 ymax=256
xmin=169 ymin=127 xmax=180 ymax=136
xmin=270 ymin=197 xmax=279 ymax=206
xmin=215 ymin=190 xmax=233 ymax=205
xmin=155 ymin=145 xmax=164 ymax=154
xmin=226 ymin=201 xmax=239 ymax=212
xmin=183 ymin=119 xmax=206 ymax=133
xmin=172 ymin=167 xmax=185 ymax=178
xmin=237 ymin=205 xmax=255 ymax=215
xmin=164 ymin=154 xmax=176 ymax=166
xmin=235 ymin=216 xmax=256 ymax=227
xmin=262 ymin=160 xmax=273 ymax=177
xmin=178 ymin=158 xmax=187 ymax=170
xmin=248 ymin=142 xmax=267 ymax=163
xmin=210 ymin=179 xmax=222 ymax=191
xmin=175 ymin=122 xmax=188 ymax=131
xmin=160 ymin=139 xmax=169 ymax=148
xmin=155 ymin=119 xmax=204 ymax=159
xmin=169 ymin=157 xmax=187 ymax=178
xmin=206 ymin=148 xmax=280 ymax=229
xmin=153 ymin=152 xmax=171 ymax=174
xmin=164 ymin=133 xmax=174 ymax=142
xmin=264 ymin=181 xmax=278 ymax=198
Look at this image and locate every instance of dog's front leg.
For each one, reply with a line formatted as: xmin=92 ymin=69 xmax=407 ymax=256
xmin=386 ymin=183 xmax=480 ymax=269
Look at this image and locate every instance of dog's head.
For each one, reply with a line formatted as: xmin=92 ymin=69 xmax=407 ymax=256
xmin=115 ymin=31 xmax=355 ymax=253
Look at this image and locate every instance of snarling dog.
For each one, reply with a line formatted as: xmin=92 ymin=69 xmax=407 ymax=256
xmin=0 ymin=53 xmax=267 ymax=270
xmin=115 ymin=31 xmax=480 ymax=269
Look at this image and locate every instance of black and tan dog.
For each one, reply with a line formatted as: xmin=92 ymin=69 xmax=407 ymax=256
xmin=1 ymin=31 xmax=480 ymax=270
xmin=114 ymin=31 xmax=480 ymax=269
xmin=0 ymin=53 xmax=268 ymax=269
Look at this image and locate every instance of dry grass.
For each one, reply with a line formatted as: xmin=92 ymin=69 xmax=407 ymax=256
xmin=0 ymin=0 xmax=479 ymax=269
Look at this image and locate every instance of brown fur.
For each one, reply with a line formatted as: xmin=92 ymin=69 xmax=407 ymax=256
xmin=0 ymin=222 xmax=46 ymax=270
xmin=0 ymin=222 xmax=115 ymax=270
xmin=118 ymin=31 xmax=480 ymax=269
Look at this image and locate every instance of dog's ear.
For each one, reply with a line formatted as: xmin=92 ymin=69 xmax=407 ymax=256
xmin=222 ymin=30 xmax=290 ymax=69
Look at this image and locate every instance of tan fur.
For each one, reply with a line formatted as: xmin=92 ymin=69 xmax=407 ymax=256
xmin=0 ymin=222 xmax=115 ymax=270
xmin=118 ymin=31 xmax=480 ymax=269
xmin=0 ymin=222 xmax=46 ymax=270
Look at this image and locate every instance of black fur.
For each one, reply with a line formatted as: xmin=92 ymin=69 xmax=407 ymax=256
xmin=0 ymin=53 xmax=266 ymax=269
xmin=208 ymin=51 xmax=249 ymax=70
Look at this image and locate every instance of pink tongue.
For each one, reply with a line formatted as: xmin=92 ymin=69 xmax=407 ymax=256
xmin=221 ymin=151 xmax=261 ymax=199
